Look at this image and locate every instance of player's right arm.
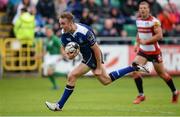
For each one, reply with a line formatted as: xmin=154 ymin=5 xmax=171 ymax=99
xmin=134 ymin=34 xmax=140 ymax=52
xmin=60 ymin=37 xmax=77 ymax=60
xmin=61 ymin=45 xmax=76 ymax=60
xmin=60 ymin=35 xmax=72 ymax=59
xmin=61 ymin=46 xmax=66 ymax=57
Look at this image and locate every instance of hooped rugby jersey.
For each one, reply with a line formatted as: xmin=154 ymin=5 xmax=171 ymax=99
xmin=136 ymin=16 xmax=161 ymax=55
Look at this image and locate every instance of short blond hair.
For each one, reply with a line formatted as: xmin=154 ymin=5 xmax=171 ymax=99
xmin=60 ymin=12 xmax=74 ymax=22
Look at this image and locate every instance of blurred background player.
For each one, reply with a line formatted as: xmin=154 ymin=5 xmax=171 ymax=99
xmin=132 ymin=1 xmax=179 ymax=104
xmin=42 ymin=25 xmax=62 ymax=90
xmin=45 ymin=12 xmax=149 ymax=111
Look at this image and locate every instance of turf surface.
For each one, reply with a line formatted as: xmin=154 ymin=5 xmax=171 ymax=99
xmin=0 ymin=76 xmax=180 ymax=116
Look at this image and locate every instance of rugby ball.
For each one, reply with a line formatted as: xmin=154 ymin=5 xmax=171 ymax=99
xmin=65 ymin=42 xmax=80 ymax=53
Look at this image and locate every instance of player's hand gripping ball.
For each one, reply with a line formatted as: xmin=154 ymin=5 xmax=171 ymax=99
xmin=65 ymin=42 xmax=80 ymax=59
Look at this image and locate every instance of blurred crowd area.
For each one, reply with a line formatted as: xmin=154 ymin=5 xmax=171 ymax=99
xmin=0 ymin=0 xmax=180 ymax=38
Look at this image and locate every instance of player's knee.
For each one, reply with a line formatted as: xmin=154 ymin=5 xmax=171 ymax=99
xmin=159 ymin=72 xmax=171 ymax=81
xmin=47 ymin=68 xmax=53 ymax=76
xmin=67 ymin=72 xmax=77 ymax=84
xmin=157 ymin=71 xmax=165 ymax=78
xmin=132 ymin=72 xmax=141 ymax=79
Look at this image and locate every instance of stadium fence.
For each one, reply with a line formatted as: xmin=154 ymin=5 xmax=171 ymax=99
xmin=1 ymin=38 xmax=42 ymax=75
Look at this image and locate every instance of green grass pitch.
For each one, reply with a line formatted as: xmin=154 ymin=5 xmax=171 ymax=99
xmin=0 ymin=76 xmax=180 ymax=116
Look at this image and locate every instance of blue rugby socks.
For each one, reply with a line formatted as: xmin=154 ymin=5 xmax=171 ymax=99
xmin=109 ymin=66 xmax=136 ymax=81
xmin=58 ymin=85 xmax=74 ymax=109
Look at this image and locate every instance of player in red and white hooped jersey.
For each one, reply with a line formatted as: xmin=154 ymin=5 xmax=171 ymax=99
xmin=131 ymin=1 xmax=179 ymax=104
xmin=136 ymin=14 xmax=161 ymax=55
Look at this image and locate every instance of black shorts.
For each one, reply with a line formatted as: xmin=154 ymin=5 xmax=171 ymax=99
xmin=82 ymin=52 xmax=104 ymax=70
xmin=137 ymin=50 xmax=163 ymax=63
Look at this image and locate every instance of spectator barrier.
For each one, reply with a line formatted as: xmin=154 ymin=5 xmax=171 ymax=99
xmin=97 ymin=37 xmax=180 ymax=45
xmin=1 ymin=38 xmax=42 ymax=73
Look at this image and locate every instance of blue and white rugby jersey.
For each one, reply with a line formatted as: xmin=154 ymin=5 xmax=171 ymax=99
xmin=61 ymin=23 xmax=97 ymax=59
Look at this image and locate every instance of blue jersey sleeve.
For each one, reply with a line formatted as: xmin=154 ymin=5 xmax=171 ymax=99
xmin=86 ymin=31 xmax=96 ymax=46
xmin=61 ymin=34 xmax=68 ymax=47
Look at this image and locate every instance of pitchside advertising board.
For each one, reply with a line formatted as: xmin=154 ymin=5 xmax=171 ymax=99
xmin=43 ymin=45 xmax=180 ymax=75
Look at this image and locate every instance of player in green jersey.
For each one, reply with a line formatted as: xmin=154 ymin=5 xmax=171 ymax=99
xmin=43 ymin=25 xmax=62 ymax=89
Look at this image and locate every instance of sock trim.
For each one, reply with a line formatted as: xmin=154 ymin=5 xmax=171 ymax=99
xmin=109 ymin=73 xmax=115 ymax=81
xmin=65 ymin=85 xmax=74 ymax=90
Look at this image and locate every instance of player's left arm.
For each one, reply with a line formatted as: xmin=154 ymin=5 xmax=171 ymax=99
xmin=139 ymin=21 xmax=163 ymax=45
xmin=86 ymin=31 xmax=102 ymax=70
xmin=60 ymin=46 xmax=66 ymax=57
